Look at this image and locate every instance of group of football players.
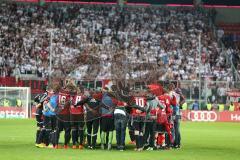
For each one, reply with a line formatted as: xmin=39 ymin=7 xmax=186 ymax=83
xmin=34 ymin=80 xmax=185 ymax=151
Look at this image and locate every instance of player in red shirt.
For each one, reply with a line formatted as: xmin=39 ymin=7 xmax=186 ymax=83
xmin=156 ymin=85 xmax=177 ymax=149
xmin=55 ymin=83 xmax=75 ymax=149
xmin=131 ymin=95 xmax=147 ymax=151
xmin=70 ymin=86 xmax=85 ymax=149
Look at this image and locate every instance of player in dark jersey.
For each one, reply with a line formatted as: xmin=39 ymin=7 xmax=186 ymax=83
xmin=78 ymin=87 xmax=115 ymax=150
xmin=84 ymin=91 xmax=101 ymax=149
xmin=34 ymin=91 xmax=48 ymax=146
xmin=73 ymin=90 xmax=104 ymax=149
xmin=99 ymin=88 xmax=116 ymax=150
xmin=131 ymin=96 xmax=147 ymax=151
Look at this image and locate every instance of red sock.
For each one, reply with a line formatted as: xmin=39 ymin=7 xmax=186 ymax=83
xmin=157 ymin=133 xmax=165 ymax=145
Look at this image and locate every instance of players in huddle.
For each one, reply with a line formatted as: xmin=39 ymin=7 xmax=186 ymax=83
xmin=34 ymin=81 xmax=184 ymax=151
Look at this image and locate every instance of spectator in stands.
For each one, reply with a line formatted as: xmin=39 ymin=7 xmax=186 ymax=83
xmin=211 ymin=101 xmax=219 ymax=111
xmin=191 ymin=100 xmax=199 ymax=110
xmin=217 ymin=85 xmax=226 ymax=104
xmin=231 ymin=49 xmax=240 ymax=81
xmin=217 ymin=28 xmax=224 ymax=42
xmin=233 ymin=100 xmax=240 ymax=111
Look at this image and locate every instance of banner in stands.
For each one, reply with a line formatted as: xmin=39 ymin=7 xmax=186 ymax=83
xmin=0 ymin=107 xmax=27 ymax=118
xmin=226 ymin=91 xmax=240 ymax=103
xmin=30 ymin=107 xmax=240 ymax=122
xmin=0 ymin=77 xmax=47 ymax=95
xmin=182 ymin=110 xmax=240 ymax=122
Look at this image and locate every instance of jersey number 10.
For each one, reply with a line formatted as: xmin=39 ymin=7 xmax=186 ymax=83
xmin=135 ymin=98 xmax=145 ymax=108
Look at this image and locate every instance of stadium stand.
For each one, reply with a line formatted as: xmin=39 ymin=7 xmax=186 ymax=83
xmin=0 ymin=2 xmax=239 ymax=81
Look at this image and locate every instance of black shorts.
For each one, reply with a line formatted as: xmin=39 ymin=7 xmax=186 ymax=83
xmin=57 ymin=114 xmax=70 ymax=121
xmin=36 ymin=114 xmax=43 ymax=128
xmin=100 ymin=116 xmax=114 ymax=132
xmin=36 ymin=108 xmax=43 ymax=127
xmin=70 ymin=114 xmax=85 ymax=129
xmin=70 ymin=114 xmax=84 ymax=122
xmin=156 ymin=124 xmax=165 ymax=133
xmin=133 ymin=121 xmax=144 ymax=132
xmin=43 ymin=115 xmax=57 ymax=130
xmin=128 ymin=120 xmax=134 ymax=131
xmin=57 ymin=114 xmax=71 ymax=131
xmin=132 ymin=116 xmax=145 ymax=123
xmin=131 ymin=116 xmax=145 ymax=131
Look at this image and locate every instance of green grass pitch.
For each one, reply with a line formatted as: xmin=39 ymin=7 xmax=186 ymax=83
xmin=0 ymin=119 xmax=239 ymax=160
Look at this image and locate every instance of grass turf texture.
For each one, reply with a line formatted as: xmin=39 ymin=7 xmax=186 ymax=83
xmin=0 ymin=119 xmax=239 ymax=160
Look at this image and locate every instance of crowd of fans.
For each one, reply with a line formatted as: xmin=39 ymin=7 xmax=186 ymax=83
xmin=0 ymin=2 xmax=239 ymax=81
